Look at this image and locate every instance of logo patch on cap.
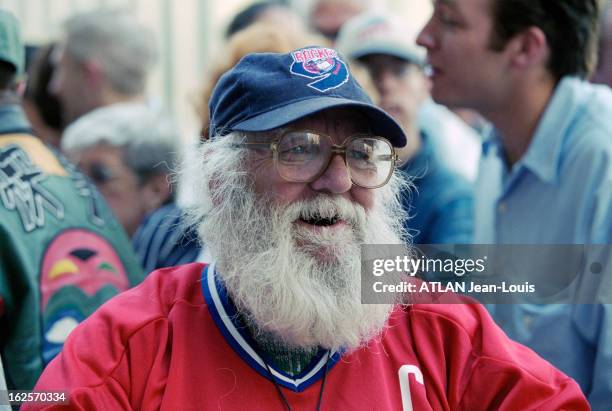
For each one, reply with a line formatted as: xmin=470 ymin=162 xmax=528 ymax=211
xmin=290 ymin=47 xmax=349 ymax=93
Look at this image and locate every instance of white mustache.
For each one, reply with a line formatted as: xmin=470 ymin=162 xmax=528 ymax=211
xmin=288 ymin=195 xmax=366 ymax=228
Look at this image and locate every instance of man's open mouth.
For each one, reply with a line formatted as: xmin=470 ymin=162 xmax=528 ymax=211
xmin=299 ymin=215 xmax=340 ymax=227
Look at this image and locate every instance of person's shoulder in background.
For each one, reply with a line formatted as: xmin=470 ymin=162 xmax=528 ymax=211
xmin=132 ymin=202 xmax=201 ymax=275
xmin=400 ymin=132 xmax=474 ymax=245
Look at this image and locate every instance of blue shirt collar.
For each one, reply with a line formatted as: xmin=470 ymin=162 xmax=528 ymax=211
xmin=522 ymin=77 xmax=586 ymax=183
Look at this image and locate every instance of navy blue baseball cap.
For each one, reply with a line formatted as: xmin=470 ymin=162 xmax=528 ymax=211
xmin=208 ymin=46 xmax=406 ymax=147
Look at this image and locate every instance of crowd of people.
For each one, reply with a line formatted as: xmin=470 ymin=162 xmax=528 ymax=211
xmin=1 ymin=0 xmax=611 ymax=409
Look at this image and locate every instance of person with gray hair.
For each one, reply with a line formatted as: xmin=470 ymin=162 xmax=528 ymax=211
xmin=28 ymin=47 xmax=587 ymax=410
xmin=50 ymin=9 xmax=157 ymax=126
xmin=62 ymin=103 xmax=200 ymax=273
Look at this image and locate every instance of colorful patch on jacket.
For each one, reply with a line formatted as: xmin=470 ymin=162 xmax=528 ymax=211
xmin=39 ymin=228 xmax=129 ymax=364
xmin=290 ymin=47 xmax=349 ymax=92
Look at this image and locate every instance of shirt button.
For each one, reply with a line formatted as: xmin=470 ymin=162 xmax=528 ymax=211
xmin=498 ymin=202 xmax=507 ymax=213
xmin=523 ymin=314 xmax=534 ymax=331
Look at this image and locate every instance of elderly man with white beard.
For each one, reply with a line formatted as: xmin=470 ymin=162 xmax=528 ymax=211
xmin=26 ymin=47 xmax=588 ymax=410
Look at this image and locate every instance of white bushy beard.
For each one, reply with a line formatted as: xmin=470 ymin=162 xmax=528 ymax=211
xmin=187 ymin=135 xmax=409 ymax=352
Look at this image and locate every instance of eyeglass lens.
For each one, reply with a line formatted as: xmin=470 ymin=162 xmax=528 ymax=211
xmin=276 ymin=131 xmax=394 ymax=188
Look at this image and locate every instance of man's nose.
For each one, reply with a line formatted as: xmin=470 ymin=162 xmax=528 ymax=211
xmin=309 ymin=154 xmax=352 ymax=194
xmin=416 ymin=19 xmax=436 ymax=50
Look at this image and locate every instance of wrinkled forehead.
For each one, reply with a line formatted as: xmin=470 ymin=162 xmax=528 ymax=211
xmin=283 ymin=107 xmax=372 ymax=136
xmin=244 ymin=108 xmax=378 ymax=143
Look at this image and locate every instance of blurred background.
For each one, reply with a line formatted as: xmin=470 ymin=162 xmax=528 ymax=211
xmin=0 ymin=0 xmax=433 ymax=139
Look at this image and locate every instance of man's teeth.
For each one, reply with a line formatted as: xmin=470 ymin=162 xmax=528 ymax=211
xmin=301 ymin=216 xmax=340 ymax=226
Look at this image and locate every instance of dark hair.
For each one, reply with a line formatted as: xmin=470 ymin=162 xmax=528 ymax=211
xmin=225 ymin=1 xmax=286 ymax=38
xmin=0 ymin=61 xmax=17 ymax=90
xmin=24 ymin=44 xmax=65 ymax=130
xmin=489 ymin=0 xmax=601 ymax=80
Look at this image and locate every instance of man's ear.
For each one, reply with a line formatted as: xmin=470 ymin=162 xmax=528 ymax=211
xmin=142 ymin=173 xmax=172 ymax=213
xmin=82 ymin=60 xmax=105 ymax=88
xmin=507 ymin=27 xmax=549 ymax=70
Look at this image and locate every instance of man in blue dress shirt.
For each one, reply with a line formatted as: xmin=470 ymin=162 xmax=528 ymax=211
xmin=417 ymin=0 xmax=611 ymax=408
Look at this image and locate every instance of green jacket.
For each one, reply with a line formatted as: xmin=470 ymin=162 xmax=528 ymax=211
xmin=0 ymin=104 xmax=144 ymax=389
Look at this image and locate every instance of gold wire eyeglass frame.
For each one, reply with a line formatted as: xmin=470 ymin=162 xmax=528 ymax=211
xmin=232 ymin=130 xmax=399 ymax=189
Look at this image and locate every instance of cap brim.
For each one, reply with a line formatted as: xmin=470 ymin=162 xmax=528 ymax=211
xmin=233 ymin=96 xmax=407 ymax=147
xmin=352 ymin=45 xmax=425 ymax=67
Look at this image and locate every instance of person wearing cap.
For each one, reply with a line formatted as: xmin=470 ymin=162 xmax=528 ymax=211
xmin=336 ymin=12 xmax=477 ymax=244
xmin=417 ymin=1 xmax=612 ymax=407
xmin=0 ymin=10 xmax=144 ymax=390
xmin=26 ymin=47 xmax=587 ymax=410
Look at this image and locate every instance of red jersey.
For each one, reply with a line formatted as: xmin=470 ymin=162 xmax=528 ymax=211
xmin=25 ymin=263 xmax=588 ymax=410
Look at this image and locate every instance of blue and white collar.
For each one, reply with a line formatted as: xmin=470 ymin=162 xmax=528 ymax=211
xmin=201 ymin=263 xmax=341 ymax=392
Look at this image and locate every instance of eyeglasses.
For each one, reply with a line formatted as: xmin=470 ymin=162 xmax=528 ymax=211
xmin=234 ymin=130 xmax=398 ymax=188
xmin=82 ymin=162 xmax=116 ymax=185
